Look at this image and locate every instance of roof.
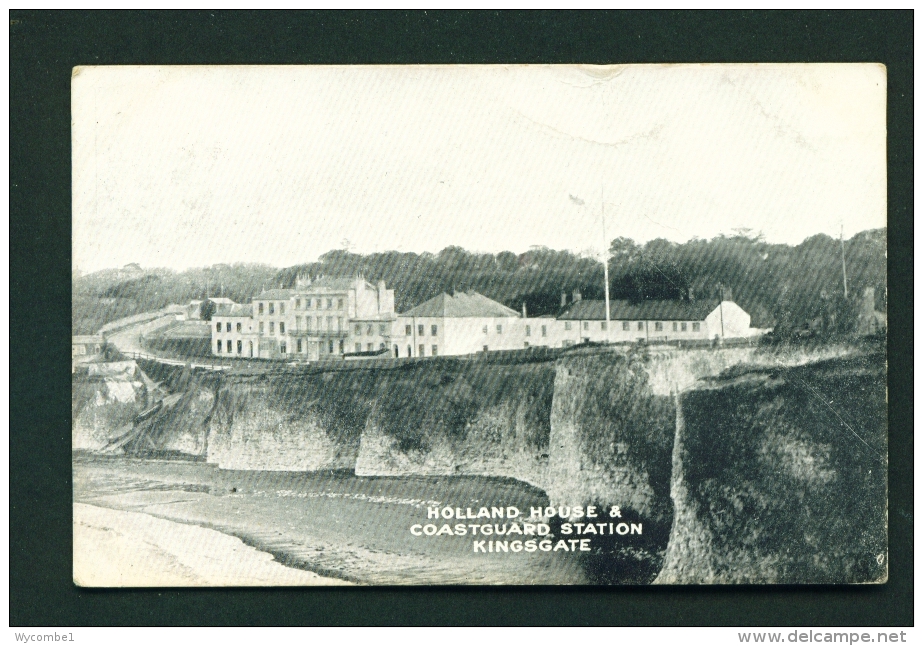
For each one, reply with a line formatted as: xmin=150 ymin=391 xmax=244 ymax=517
xmin=162 ymin=321 xmax=213 ymax=338
xmin=72 ymin=335 xmax=103 ymax=344
xmin=558 ymin=299 xmax=722 ymax=321
xmin=256 ymin=289 xmax=295 ymax=299
xmin=401 ymin=291 xmax=519 ymax=318
xmin=215 ymin=303 xmax=253 ymax=317
xmin=208 ymin=297 xmax=236 ymax=305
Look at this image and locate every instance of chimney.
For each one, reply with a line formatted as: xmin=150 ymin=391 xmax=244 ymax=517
xmin=723 ymin=286 xmax=733 ymax=302
xmin=572 ymin=289 xmax=582 ymax=303
xmin=688 ymin=286 xmax=695 ymax=301
xmin=377 ymin=280 xmax=387 ymax=313
xmin=522 ymin=302 xmax=528 ymax=318
xmin=561 ymin=292 xmax=567 ymax=308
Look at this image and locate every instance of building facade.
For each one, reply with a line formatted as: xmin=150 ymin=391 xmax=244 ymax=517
xmin=394 ymin=291 xmax=555 ymax=358
xmin=556 ymin=298 xmax=759 ymax=345
xmin=211 ymin=276 xmax=396 ymax=361
xmin=211 ymin=303 xmax=257 ymax=358
xmin=211 ymin=281 xmax=764 ymax=361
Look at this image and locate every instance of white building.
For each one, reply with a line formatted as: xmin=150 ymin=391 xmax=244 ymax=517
xmin=211 ymin=303 xmax=257 ymax=357
xmin=393 ymin=291 xmax=553 ymax=358
xmin=211 ymin=276 xmax=396 ymax=361
xmin=556 ymin=298 xmax=761 ymax=345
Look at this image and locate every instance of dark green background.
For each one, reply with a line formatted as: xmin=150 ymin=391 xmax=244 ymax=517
xmin=10 ymin=10 xmax=913 ymax=626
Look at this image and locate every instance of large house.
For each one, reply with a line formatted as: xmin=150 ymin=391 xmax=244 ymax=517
xmin=211 ymin=276 xmax=395 ymax=360
xmin=393 ymin=290 xmax=557 ymax=358
xmin=556 ymin=298 xmax=760 ymax=344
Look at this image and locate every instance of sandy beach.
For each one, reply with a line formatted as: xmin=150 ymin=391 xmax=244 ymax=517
xmin=73 ymin=502 xmax=350 ymax=587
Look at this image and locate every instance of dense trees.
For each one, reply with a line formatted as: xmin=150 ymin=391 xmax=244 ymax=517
xmin=73 ymin=229 xmax=885 ymax=336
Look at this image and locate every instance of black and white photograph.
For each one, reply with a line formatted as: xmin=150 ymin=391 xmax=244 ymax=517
xmin=70 ymin=63 xmax=887 ymax=587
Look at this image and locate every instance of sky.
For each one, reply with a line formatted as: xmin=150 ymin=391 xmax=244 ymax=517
xmin=72 ymin=64 xmax=886 ymax=273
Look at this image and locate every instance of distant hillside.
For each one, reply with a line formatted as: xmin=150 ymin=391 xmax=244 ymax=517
xmin=72 ymin=264 xmax=278 ymax=334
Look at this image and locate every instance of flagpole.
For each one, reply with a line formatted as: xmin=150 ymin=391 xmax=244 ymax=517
xmin=602 ymin=186 xmax=610 ymax=344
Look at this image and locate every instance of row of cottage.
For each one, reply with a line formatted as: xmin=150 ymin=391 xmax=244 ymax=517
xmin=210 ymin=275 xmax=764 ymax=361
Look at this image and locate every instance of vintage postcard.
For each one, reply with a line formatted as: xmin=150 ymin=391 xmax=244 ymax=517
xmin=72 ymin=64 xmax=887 ymax=586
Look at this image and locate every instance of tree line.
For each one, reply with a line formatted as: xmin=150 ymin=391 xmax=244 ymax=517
xmin=73 ymin=229 xmax=885 ymax=336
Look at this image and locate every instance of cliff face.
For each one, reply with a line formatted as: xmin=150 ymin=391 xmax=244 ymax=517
xmin=655 ymin=352 xmax=887 ymax=584
xmin=72 ymin=376 xmax=147 ymax=451
xmin=75 ymin=345 xmax=885 ymax=584
xmin=355 ymin=362 xmax=554 ymax=488
xmin=547 ymin=350 xmax=675 ymax=518
xmin=207 ymin=370 xmax=377 ymax=471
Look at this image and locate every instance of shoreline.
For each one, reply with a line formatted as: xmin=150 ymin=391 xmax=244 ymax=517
xmin=73 ymin=502 xmax=352 ymax=587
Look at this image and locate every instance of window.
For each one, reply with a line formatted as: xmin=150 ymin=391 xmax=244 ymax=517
xmin=296 ymin=299 xmax=301 ymax=309
xmin=524 ymin=342 xmax=530 ymax=348
xmin=380 ymin=342 xmax=385 ymax=350
xmin=280 ymin=303 xmax=285 ymax=315
xmin=258 ymin=303 xmax=264 ymax=315
xmin=307 ymin=317 xmax=313 ymax=332
xmin=338 ymin=318 xmax=344 ymax=332
xmin=356 ymin=324 xmax=362 ymax=335
xmin=496 ymin=325 xmax=502 ymax=334
xmin=638 ymin=321 xmax=644 ymax=331
xmin=673 ymin=322 xmax=678 ymax=332
xmin=431 ymin=345 xmax=438 ymax=356
xmin=565 ymin=322 xmax=572 ymax=331
xmin=259 ymin=322 xmax=264 ymax=333
xmin=418 ymin=324 xmax=424 ymax=336
xmin=405 ymin=325 xmax=412 ymax=336
xmin=379 ymin=324 xmax=386 ymax=336
xmin=407 ymin=346 xmax=412 ymax=357
xmin=326 ymin=316 xmax=333 ymax=331
xmin=525 ymin=325 xmax=531 ymax=337
xmin=541 ymin=325 xmax=547 ymax=337
xmin=692 ymin=322 xmax=700 ymax=332
xmin=367 ymin=324 xmax=373 ymax=335
xmin=601 ymin=322 xmax=607 ymax=331
xmin=367 ymin=343 xmax=374 ymax=352
xmin=431 ymin=324 xmax=438 ymax=336
xmin=237 ymin=340 xmax=242 ymax=354
xmin=655 ymin=322 xmax=663 ymax=331
xmin=355 ymin=343 xmax=362 ymax=353
xmin=419 ymin=344 xmax=425 ymax=356
xmin=483 ymin=345 xmax=489 ymax=352
xmin=216 ymin=322 xmax=221 ymax=332
xmin=582 ymin=322 xmax=589 ymax=331
xmin=269 ymin=303 xmax=274 ymax=315
xmin=306 ymin=299 xmax=312 ymax=309
xmin=226 ymin=340 xmax=232 ymax=353
xmin=328 ymin=340 xmax=334 ymax=353
xmin=681 ymin=322 xmax=687 ymax=331
xmin=226 ymin=322 xmax=231 ymax=332
xmin=623 ymin=321 xmax=630 ymax=331
xmin=216 ymin=340 xmax=222 ymax=352
xmin=327 ymin=298 xmax=333 ymax=309
xmin=236 ymin=322 xmax=242 ymax=333
xmin=269 ymin=322 xmax=275 ymax=334
xmin=280 ymin=342 xmax=287 ymax=354
xmin=483 ymin=325 xmax=488 ymax=334
xmin=338 ymin=298 xmax=344 ymax=309
xmin=280 ymin=322 xmax=286 ymax=334
xmin=298 ymin=340 xmax=303 ymax=353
